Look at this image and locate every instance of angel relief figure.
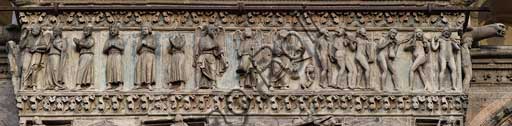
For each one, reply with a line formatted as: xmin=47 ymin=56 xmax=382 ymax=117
xmin=194 ymin=24 xmax=228 ymax=89
xmin=235 ymin=27 xmax=262 ymax=90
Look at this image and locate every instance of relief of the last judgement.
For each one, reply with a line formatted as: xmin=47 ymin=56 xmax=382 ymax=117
xmin=7 ymin=1 xmax=509 ymax=125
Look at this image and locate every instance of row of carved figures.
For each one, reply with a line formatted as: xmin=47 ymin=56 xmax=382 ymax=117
xmin=8 ymin=23 xmax=506 ymax=92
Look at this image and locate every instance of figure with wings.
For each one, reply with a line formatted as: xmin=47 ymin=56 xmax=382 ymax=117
xmin=235 ymin=27 xmax=260 ymax=90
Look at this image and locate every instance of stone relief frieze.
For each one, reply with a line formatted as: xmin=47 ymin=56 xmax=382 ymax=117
xmin=18 ymin=11 xmax=466 ymax=28
xmin=9 ymin=10 xmax=506 ymax=119
xmin=16 ymin=93 xmax=467 ymax=116
xmin=9 ymin=11 xmax=477 ymax=93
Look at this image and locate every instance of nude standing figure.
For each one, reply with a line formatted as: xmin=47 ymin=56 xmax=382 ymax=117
xmin=433 ymin=27 xmax=460 ymax=91
xmin=402 ymin=28 xmax=432 ymax=92
xmin=377 ymin=28 xmax=399 ymax=91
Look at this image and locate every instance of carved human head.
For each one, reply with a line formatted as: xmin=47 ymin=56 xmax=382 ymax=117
xmin=356 ymin=27 xmax=367 ymax=37
xmin=53 ymin=25 xmax=62 ymax=37
xmin=388 ymin=28 xmax=398 ymax=39
xmin=31 ymin=24 xmax=41 ymax=36
xmin=336 ymin=27 xmax=346 ymax=37
xmin=319 ymin=28 xmax=329 ymax=36
xmin=414 ymin=28 xmax=424 ymax=39
xmin=83 ymin=23 xmax=93 ymax=37
xmin=442 ymin=27 xmax=451 ymax=38
xmin=278 ymin=29 xmax=289 ymax=38
xmin=205 ymin=24 xmax=217 ymax=37
xmin=109 ymin=23 xmax=120 ymax=37
xmin=243 ymin=27 xmax=253 ymax=38
xmin=141 ymin=24 xmax=152 ymax=36
xmin=175 ymin=114 xmax=183 ymax=122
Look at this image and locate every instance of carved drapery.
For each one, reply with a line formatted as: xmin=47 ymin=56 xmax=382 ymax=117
xmin=9 ymin=9 xmax=488 ymax=126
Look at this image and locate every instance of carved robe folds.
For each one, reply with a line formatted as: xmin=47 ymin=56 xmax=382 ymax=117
xmin=168 ymin=34 xmax=187 ymax=89
xmin=46 ymin=26 xmax=67 ymax=90
xmin=28 ymin=26 xmax=51 ymax=90
xmin=196 ymin=25 xmax=226 ymax=89
xmin=237 ymin=28 xmax=259 ymax=90
xmin=104 ymin=24 xmax=125 ymax=90
xmin=74 ymin=24 xmax=95 ymax=90
xmin=135 ymin=26 xmax=156 ymax=90
xmin=20 ymin=26 xmax=40 ymax=90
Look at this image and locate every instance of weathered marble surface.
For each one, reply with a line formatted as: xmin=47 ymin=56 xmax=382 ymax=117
xmin=10 ymin=8 xmax=504 ymax=126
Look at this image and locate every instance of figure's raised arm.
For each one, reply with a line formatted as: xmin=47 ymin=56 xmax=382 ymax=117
xmin=431 ymin=36 xmax=439 ymax=51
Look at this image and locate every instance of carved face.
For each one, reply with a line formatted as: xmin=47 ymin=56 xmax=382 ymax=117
xmin=495 ymin=23 xmax=507 ymax=37
xmin=31 ymin=25 xmax=41 ymax=36
xmin=53 ymin=27 xmax=62 ymax=37
xmin=278 ymin=29 xmax=289 ymax=38
xmin=357 ymin=28 xmax=367 ymax=38
xmin=84 ymin=26 xmax=93 ymax=37
xmin=141 ymin=26 xmax=151 ymax=36
xmin=110 ymin=25 xmax=119 ymax=36
xmin=320 ymin=28 xmax=329 ymax=36
xmin=389 ymin=29 xmax=398 ymax=39
xmin=336 ymin=28 xmax=346 ymax=37
xmin=244 ymin=28 xmax=253 ymax=38
xmin=175 ymin=114 xmax=183 ymax=122
xmin=442 ymin=27 xmax=451 ymax=38
xmin=414 ymin=29 xmax=424 ymax=39
xmin=206 ymin=25 xmax=217 ymax=37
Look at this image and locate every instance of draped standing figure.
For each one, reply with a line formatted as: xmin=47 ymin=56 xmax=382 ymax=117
xmin=20 ymin=25 xmax=40 ymax=90
xmin=28 ymin=25 xmax=51 ymax=90
xmin=104 ymin=23 xmax=125 ymax=90
xmin=73 ymin=24 xmax=95 ymax=90
xmin=168 ymin=34 xmax=187 ymax=89
xmin=46 ymin=26 xmax=67 ymax=90
xmin=134 ymin=25 xmax=156 ymax=90
xmin=195 ymin=24 xmax=227 ymax=89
